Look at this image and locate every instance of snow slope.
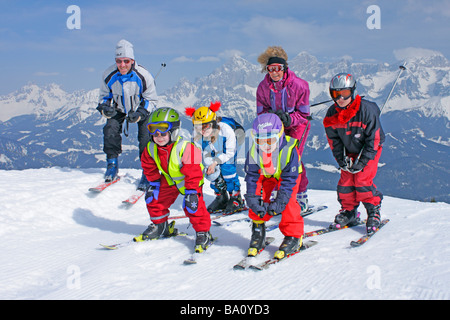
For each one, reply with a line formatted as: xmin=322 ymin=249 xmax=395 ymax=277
xmin=0 ymin=168 xmax=449 ymax=300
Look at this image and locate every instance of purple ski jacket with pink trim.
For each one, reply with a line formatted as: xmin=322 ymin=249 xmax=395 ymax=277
xmin=256 ymin=68 xmax=310 ymax=154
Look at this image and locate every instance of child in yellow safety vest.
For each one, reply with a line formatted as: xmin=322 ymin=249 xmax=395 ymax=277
xmin=245 ymin=113 xmax=304 ymax=259
xmin=136 ymin=107 xmax=213 ymax=253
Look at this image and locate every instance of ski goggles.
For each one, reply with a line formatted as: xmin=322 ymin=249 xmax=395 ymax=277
xmin=147 ymin=121 xmax=172 ymax=135
xmin=254 ymin=136 xmax=279 ymax=146
xmin=330 ymin=89 xmax=353 ymax=100
xmin=266 ymin=64 xmax=284 ymax=73
xmin=194 ymin=122 xmax=212 ymax=131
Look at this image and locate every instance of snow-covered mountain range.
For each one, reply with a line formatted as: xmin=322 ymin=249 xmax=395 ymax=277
xmin=0 ymin=49 xmax=449 ymax=203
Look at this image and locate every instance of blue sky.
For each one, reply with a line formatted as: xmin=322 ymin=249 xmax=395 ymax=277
xmin=1 ymin=0 xmax=449 ymax=95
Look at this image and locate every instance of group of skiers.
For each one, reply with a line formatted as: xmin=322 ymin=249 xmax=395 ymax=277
xmin=96 ymin=40 xmax=385 ymax=258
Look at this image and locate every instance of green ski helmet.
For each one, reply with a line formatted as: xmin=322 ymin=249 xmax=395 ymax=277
xmin=147 ymin=107 xmax=181 ymax=143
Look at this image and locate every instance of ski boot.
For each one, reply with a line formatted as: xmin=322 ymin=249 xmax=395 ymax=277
xmin=195 ymin=231 xmax=214 ymax=253
xmin=330 ymin=207 xmax=360 ymax=229
xmin=137 ymin=171 xmax=150 ymax=191
xmin=207 ymin=174 xmax=229 ymax=213
xmin=248 ymin=221 xmax=266 ymax=256
xmin=365 ymin=203 xmax=381 ymax=235
xmin=297 ymin=191 xmax=309 ymax=214
xmin=207 ymin=190 xmax=229 ymax=213
xmin=274 ymin=236 xmax=303 ymax=260
xmin=224 ymin=191 xmax=245 ymax=214
xmin=134 ymin=220 xmax=177 ymax=242
xmin=104 ymin=158 xmax=119 ymax=182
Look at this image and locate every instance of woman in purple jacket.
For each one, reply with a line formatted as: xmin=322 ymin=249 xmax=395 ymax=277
xmin=256 ymin=46 xmax=311 ymax=213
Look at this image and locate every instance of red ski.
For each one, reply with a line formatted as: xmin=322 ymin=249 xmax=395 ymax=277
xmin=122 ymin=190 xmax=145 ymax=205
xmin=88 ymin=176 xmax=121 ymax=193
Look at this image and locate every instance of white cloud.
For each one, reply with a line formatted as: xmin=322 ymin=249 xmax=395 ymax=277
xmin=198 ymin=56 xmax=220 ymax=62
xmin=218 ymin=50 xmax=244 ymax=60
xmin=393 ymin=47 xmax=443 ymax=61
xmin=172 ymin=56 xmax=195 ymax=63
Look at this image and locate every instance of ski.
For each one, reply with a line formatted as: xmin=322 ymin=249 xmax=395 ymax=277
xmin=183 ymin=237 xmax=218 ymax=265
xmin=301 ymin=205 xmax=328 ymax=217
xmin=100 ymin=221 xmax=186 ymax=250
xmin=122 ymin=190 xmax=145 ymax=205
xmin=89 ymin=176 xmax=121 ymax=193
xmin=248 ymin=240 xmax=319 ymax=271
xmin=210 ymin=206 xmax=248 ymax=216
xmin=350 ymin=219 xmax=390 ymax=247
xmin=171 ymin=206 xmax=248 ymax=221
xmin=233 ymin=237 xmax=275 ymax=270
xmin=304 ymin=220 xmax=365 ymax=238
xmin=212 ymin=205 xmax=326 ymax=227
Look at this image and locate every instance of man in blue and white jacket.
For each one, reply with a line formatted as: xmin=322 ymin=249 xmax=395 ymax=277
xmin=97 ymin=39 xmax=158 ymax=189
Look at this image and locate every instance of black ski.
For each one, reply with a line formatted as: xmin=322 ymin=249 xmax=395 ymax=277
xmin=233 ymin=237 xmax=275 ymax=270
xmin=350 ymin=219 xmax=390 ymax=247
xmin=248 ymin=240 xmax=319 ymax=271
xmin=183 ymin=237 xmax=218 ymax=265
xmin=100 ymin=221 xmax=185 ymax=250
xmin=304 ymin=220 xmax=365 ymax=238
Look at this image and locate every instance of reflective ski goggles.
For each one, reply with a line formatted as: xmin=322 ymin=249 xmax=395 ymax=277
xmin=194 ymin=122 xmax=212 ymax=132
xmin=266 ymin=64 xmax=284 ymax=73
xmin=147 ymin=121 xmax=172 ymax=135
xmin=330 ymin=89 xmax=353 ymax=100
xmin=254 ymin=136 xmax=279 ymax=146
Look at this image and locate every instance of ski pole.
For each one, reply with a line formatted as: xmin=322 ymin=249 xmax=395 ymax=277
xmin=353 ymin=63 xmax=407 ymax=165
xmin=311 ymin=99 xmax=333 ymax=107
xmin=380 ymin=62 xmax=407 ymax=114
xmin=154 ymin=63 xmax=166 ymax=81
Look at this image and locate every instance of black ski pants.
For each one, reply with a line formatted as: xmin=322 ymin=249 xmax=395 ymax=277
xmin=103 ymin=111 xmax=150 ymax=160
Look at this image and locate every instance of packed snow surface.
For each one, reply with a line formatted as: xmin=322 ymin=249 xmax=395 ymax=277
xmin=0 ymin=168 xmax=448 ymax=300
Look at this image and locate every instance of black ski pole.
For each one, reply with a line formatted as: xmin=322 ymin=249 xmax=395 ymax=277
xmin=154 ymin=63 xmax=166 ymax=81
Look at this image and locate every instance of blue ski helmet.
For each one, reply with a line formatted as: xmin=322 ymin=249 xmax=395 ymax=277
xmin=251 ymin=113 xmax=285 ymax=145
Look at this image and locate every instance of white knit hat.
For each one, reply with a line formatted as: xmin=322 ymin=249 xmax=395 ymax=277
xmin=115 ymin=39 xmax=135 ymax=60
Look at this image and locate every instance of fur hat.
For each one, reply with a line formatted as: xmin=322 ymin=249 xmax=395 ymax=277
xmin=115 ymin=39 xmax=135 ymax=60
xmin=257 ymin=46 xmax=288 ymax=72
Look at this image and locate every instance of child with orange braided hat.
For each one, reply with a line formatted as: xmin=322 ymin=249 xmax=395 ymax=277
xmin=186 ymin=102 xmax=245 ymax=214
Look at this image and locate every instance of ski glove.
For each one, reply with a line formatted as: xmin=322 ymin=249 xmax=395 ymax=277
xmin=96 ymin=103 xmax=116 ymax=119
xmin=338 ymin=157 xmax=353 ymax=172
xmin=245 ymin=194 xmax=269 ymax=217
xmin=349 ymin=159 xmax=366 ymax=174
xmin=267 ymin=192 xmax=289 ymax=216
xmin=275 ymin=110 xmax=292 ymax=128
xmin=184 ymin=190 xmax=200 ymax=214
xmin=127 ymin=107 xmax=148 ymax=123
xmin=145 ymin=181 xmax=160 ymax=204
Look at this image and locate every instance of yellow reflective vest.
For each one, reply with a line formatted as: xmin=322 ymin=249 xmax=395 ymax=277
xmin=249 ymin=136 xmax=301 ymax=179
xmin=147 ymin=137 xmax=204 ymax=195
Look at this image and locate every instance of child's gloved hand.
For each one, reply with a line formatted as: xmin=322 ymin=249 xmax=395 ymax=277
xmin=184 ymin=190 xmax=199 ymax=214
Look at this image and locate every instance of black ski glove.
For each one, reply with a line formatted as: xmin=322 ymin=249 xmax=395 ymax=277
xmin=127 ymin=107 xmax=148 ymax=123
xmin=97 ymin=103 xmax=116 ymax=119
xmin=349 ymin=158 xmax=367 ymax=174
xmin=245 ymin=194 xmax=268 ymax=217
xmin=184 ymin=190 xmax=199 ymax=214
xmin=275 ymin=110 xmax=292 ymax=127
xmin=267 ymin=192 xmax=289 ymax=216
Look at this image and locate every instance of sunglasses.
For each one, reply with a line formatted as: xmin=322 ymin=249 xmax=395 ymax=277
xmin=266 ymin=64 xmax=284 ymax=73
xmin=147 ymin=122 xmax=172 ymax=135
xmin=330 ymin=89 xmax=352 ymax=100
xmin=115 ymin=59 xmax=132 ymax=65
